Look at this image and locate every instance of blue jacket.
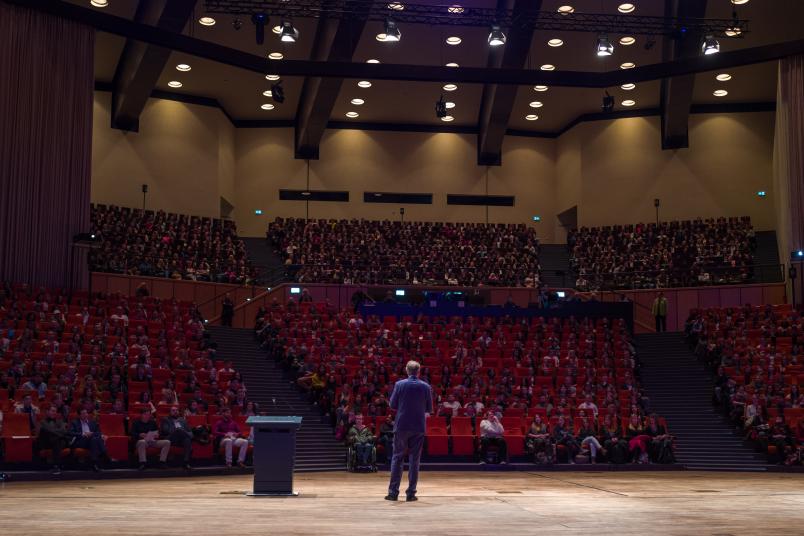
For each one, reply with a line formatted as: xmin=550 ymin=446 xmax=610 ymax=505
xmin=390 ymin=376 xmax=433 ymax=433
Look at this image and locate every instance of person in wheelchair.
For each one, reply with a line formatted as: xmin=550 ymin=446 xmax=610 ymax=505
xmin=347 ymin=414 xmax=376 ymax=468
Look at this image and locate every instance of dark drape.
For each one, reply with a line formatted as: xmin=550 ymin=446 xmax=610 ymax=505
xmin=0 ymin=1 xmax=94 ymax=290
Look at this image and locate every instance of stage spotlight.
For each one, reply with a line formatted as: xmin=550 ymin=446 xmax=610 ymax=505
xmin=602 ymin=91 xmax=614 ymax=113
xmin=435 ymin=95 xmax=447 ymax=118
xmin=702 ymin=34 xmax=720 ymax=55
xmin=279 ymin=21 xmax=299 ymax=43
xmin=596 ymin=35 xmax=614 ymax=56
xmin=383 ymin=19 xmax=401 ymax=42
xmin=488 ymin=24 xmax=506 ymax=46
xmin=252 ymin=13 xmax=268 ymax=45
xmin=271 ymin=82 xmax=285 ymax=103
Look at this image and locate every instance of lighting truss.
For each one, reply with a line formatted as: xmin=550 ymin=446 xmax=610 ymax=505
xmin=204 ymin=1 xmax=748 ymax=38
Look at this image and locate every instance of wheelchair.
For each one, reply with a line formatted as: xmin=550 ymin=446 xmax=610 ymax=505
xmin=347 ymin=442 xmax=377 ymax=472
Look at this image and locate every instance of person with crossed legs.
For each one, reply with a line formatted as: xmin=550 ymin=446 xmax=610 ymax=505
xmin=131 ymin=408 xmax=170 ymax=470
xmin=386 ymin=360 xmax=433 ymax=502
xmin=214 ymin=407 xmax=248 ymax=468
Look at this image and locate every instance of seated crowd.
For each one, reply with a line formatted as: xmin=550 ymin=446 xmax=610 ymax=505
xmin=0 ymin=282 xmax=258 ymax=474
xmin=569 ymin=217 xmax=755 ymax=290
xmin=256 ymin=297 xmax=674 ymax=465
xmin=686 ymin=303 xmax=804 ymax=465
xmin=267 ymin=217 xmax=541 ymax=287
xmin=89 ymin=204 xmax=257 ymax=285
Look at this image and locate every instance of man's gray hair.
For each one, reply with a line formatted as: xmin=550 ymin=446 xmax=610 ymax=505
xmin=406 ymin=360 xmax=421 ymax=376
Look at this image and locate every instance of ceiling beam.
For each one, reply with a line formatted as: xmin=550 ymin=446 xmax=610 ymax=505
xmin=660 ymin=0 xmax=708 ymax=150
xmin=110 ymin=0 xmax=195 ymax=131
xmin=295 ymin=1 xmax=371 ymax=160
xmin=477 ymin=0 xmax=542 ymax=166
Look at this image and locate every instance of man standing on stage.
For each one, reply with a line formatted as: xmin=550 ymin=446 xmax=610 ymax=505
xmin=386 ymin=360 xmax=433 ymax=502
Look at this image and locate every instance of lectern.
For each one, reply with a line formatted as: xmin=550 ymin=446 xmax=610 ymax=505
xmin=245 ymin=416 xmax=302 ymax=496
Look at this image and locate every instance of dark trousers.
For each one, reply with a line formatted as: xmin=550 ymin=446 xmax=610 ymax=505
xmin=655 ymin=315 xmax=666 ymax=332
xmin=72 ymin=435 xmax=106 ymax=462
xmin=41 ymin=435 xmax=69 ymax=465
xmin=168 ymin=431 xmax=193 ymax=462
xmin=388 ymin=430 xmax=425 ymax=497
xmin=480 ymin=436 xmax=508 ymax=462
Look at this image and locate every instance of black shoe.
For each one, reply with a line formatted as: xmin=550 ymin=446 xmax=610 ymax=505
xmin=138 ymin=463 xmax=147 ymax=471
xmin=92 ymin=464 xmax=102 ymax=473
xmin=384 ymin=494 xmax=398 ymax=501
xmin=184 ymin=463 xmax=192 ymax=471
xmin=158 ymin=461 xmax=168 ymax=470
xmin=406 ymin=495 xmax=418 ymax=502
xmin=51 ymin=466 xmax=62 ymax=475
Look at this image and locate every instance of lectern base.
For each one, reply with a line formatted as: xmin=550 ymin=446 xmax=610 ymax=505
xmin=246 ymin=491 xmax=300 ymax=497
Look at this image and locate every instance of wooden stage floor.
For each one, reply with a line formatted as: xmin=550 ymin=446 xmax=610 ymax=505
xmin=1 ymin=471 xmax=803 ymax=535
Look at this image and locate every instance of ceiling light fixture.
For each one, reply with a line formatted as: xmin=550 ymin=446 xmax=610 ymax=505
xmin=621 ymin=99 xmax=636 ymax=106
xmin=441 ymin=115 xmax=454 ymax=122
xmin=534 ymin=85 xmax=548 ymax=92
xmin=618 ymin=3 xmax=636 ymax=13
xmin=252 ymin=13 xmax=268 ymax=45
xmin=366 ymin=59 xmax=380 ymax=63
xmin=557 ymin=5 xmax=575 ymax=15
xmin=725 ymin=26 xmax=742 ymax=37
xmin=716 ymin=73 xmax=732 ymax=81
xmin=272 ymin=25 xmax=282 ymax=34
xmin=548 ymin=38 xmax=564 ymax=47
xmin=279 ymin=21 xmax=299 ymax=43
xmin=358 ymin=81 xmax=372 ymax=88
xmin=383 ymin=18 xmax=401 ymax=42
xmin=596 ymin=35 xmax=614 ymax=56
xmin=446 ymin=36 xmax=462 ymax=45
xmin=445 ymin=101 xmax=455 ymax=109
xmin=540 ymin=64 xmax=555 ymax=71
xmin=446 ymin=62 xmax=459 ymax=67
xmin=619 ymin=36 xmax=635 ymax=46
xmin=198 ymin=16 xmax=216 ymax=26
xmin=351 ymin=98 xmax=365 ymax=105
xmin=621 ymin=83 xmax=636 ymax=90
xmin=387 ymin=2 xmax=404 ymax=10
xmin=176 ymin=63 xmax=191 ymax=72
xmin=268 ymin=52 xmax=284 ymax=60
xmin=702 ymin=35 xmax=720 ymax=55
xmin=713 ymin=89 xmax=728 ymax=97
xmin=167 ymin=81 xmax=182 ymax=88
xmin=620 ymin=62 xmax=635 ymax=69
xmin=488 ymin=24 xmax=506 ymax=47
xmin=260 ymin=103 xmax=275 ymax=110
xmin=346 ymin=111 xmax=360 ymax=118
xmin=443 ymin=84 xmax=458 ymax=91
xmin=262 ymin=90 xmax=272 ymax=97
xmin=526 ymin=114 xmax=539 ymax=121
xmin=731 ymin=0 xmax=749 ymax=4
xmin=448 ymin=5 xmax=464 ymax=13
xmin=266 ymin=74 xmax=280 ymax=81
xmin=529 ymin=101 xmax=543 ymax=108
xmin=90 ymin=0 xmax=108 ymax=7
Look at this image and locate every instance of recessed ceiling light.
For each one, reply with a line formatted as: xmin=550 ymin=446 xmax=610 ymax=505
xmin=619 ymin=36 xmax=636 ymax=46
xmin=446 ymin=36 xmax=462 ymax=45
xmin=533 ymin=85 xmax=548 ymax=92
xmin=443 ymin=84 xmax=458 ymax=91
xmin=272 ymin=25 xmax=282 ymax=34
xmin=618 ymin=3 xmax=635 ymax=13
xmin=716 ymin=73 xmax=732 ymax=81
xmin=621 ymin=83 xmax=636 ymax=90
xmin=167 ymin=81 xmax=182 ymax=88
xmin=266 ymin=74 xmax=280 ymax=81
xmin=375 ymin=33 xmax=388 ymax=41
xmin=176 ymin=63 xmax=191 ymax=72
xmin=366 ymin=59 xmax=380 ymax=64
xmin=261 ymin=103 xmax=275 ymax=110
xmin=446 ymin=62 xmax=459 ymax=67
xmin=262 ymin=90 xmax=272 ymax=97
xmin=350 ymin=98 xmax=365 ymax=105
xmin=548 ymin=38 xmax=564 ymax=47
xmin=441 ymin=115 xmax=454 ymax=122
xmin=557 ymin=5 xmax=575 ymax=14
xmin=540 ymin=64 xmax=555 ymax=71
xmin=346 ymin=111 xmax=360 ymax=118
xmin=268 ymin=52 xmax=284 ymax=60
xmin=445 ymin=101 xmax=455 ymax=109
xmin=621 ymin=99 xmax=636 ymax=107
xmin=529 ymin=101 xmax=543 ymax=108
xmin=447 ymin=5 xmax=464 ymax=13
xmin=358 ymin=81 xmax=372 ymax=88
xmin=90 ymin=0 xmax=108 ymax=7
xmin=725 ymin=27 xmax=742 ymax=37
xmin=526 ymin=114 xmax=539 ymax=121
xmin=620 ymin=62 xmax=635 ymax=69
xmin=731 ymin=0 xmax=749 ymax=4
xmin=387 ymin=2 xmax=404 ymax=10
xmin=198 ymin=16 xmax=216 ymax=26
xmin=713 ymin=89 xmax=728 ymax=97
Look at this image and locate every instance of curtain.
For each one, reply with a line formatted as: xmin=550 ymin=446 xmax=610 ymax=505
xmin=773 ymin=55 xmax=804 ymax=269
xmin=0 ymin=1 xmax=94 ymax=290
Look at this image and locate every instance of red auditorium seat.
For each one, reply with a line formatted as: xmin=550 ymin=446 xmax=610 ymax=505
xmin=185 ymin=415 xmax=213 ymax=459
xmin=500 ymin=417 xmax=525 ymax=456
xmin=2 ymin=413 xmax=34 ymax=462
xmin=425 ymin=416 xmax=449 ymax=456
xmin=98 ymin=414 xmax=130 ymax=462
xmin=450 ymin=417 xmax=475 ymax=456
